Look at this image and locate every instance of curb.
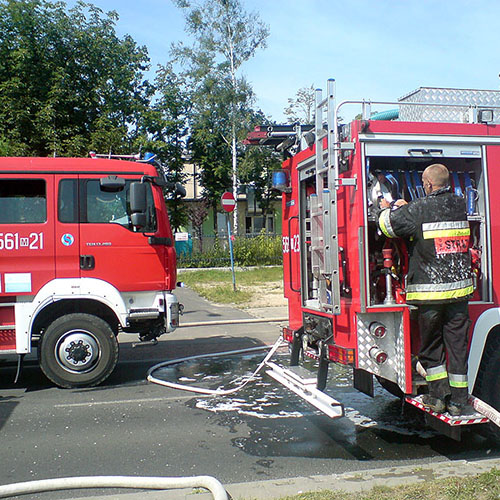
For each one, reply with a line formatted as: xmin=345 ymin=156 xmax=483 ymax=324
xmin=71 ymin=457 xmax=500 ymax=499
xmin=180 ymin=317 xmax=287 ymax=327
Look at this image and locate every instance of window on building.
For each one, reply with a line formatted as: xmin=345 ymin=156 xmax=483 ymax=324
xmin=0 ymin=179 xmax=46 ymax=223
xmin=245 ymin=215 xmax=274 ymax=234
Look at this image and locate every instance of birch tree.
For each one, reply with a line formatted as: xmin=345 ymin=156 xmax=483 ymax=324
xmin=284 ymin=85 xmax=316 ymax=125
xmin=171 ymin=0 xmax=269 ymax=233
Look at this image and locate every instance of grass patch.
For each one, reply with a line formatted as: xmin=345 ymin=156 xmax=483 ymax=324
xmin=179 ymin=266 xmax=283 ymax=286
xmin=178 ymin=266 xmax=283 ymax=305
xmin=266 ymin=469 xmax=500 ymax=500
xmin=194 ymin=284 xmax=253 ymax=305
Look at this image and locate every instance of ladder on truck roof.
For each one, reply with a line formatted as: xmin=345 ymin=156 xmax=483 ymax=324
xmin=311 ymin=79 xmax=355 ymax=315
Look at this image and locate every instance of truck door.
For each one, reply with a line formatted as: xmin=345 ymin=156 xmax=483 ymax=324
xmin=0 ymin=175 xmax=55 ymax=296
xmin=78 ymin=177 xmax=166 ymax=292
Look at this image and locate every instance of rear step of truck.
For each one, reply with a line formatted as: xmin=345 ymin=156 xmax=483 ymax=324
xmin=264 ymin=362 xmax=344 ymax=419
xmin=406 ymin=394 xmax=500 ymax=440
xmin=406 ymin=395 xmax=489 ymax=426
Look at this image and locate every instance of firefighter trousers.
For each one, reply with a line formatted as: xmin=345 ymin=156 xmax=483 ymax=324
xmin=417 ymin=300 xmax=470 ymax=403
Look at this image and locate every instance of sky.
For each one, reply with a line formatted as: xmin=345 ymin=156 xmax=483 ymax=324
xmin=64 ymin=0 xmax=500 ymax=123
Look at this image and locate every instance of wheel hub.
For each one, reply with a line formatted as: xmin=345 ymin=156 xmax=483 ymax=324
xmin=57 ymin=331 xmax=100 ymax=372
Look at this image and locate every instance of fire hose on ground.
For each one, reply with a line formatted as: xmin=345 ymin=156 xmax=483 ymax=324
xmin=147 ymin=336 xmax=285 ymax=395
xmin=0 ymin=475 xmax=228 ymax=499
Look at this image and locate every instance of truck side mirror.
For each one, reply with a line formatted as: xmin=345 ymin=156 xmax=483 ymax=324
xmin=130 ymin=182 xmax=147 ymax=229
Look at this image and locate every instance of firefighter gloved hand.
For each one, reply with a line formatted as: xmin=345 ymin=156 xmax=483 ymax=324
xmin=393 ymin=199 xmax=408 ymax=207
xmin=380 ymin=198 xmax=407 ymax=210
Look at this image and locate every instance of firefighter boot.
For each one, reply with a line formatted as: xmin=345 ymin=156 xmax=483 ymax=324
xmin=421 ymin=394 xmax=446 ymax=413
xmin=447 ymin=386 xmax=475 ymax=416
xmin=421 ymin=378 xmax=449 ymax=413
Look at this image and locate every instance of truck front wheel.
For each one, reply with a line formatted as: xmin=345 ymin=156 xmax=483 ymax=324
xmin=38 ymin=313 xmax=119 ymax=388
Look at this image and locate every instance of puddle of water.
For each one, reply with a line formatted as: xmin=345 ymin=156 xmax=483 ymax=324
xmin=153 ymin=350 xmax=433 ymax=437
xmin=152 ymin=350 xmax=498 ymax=461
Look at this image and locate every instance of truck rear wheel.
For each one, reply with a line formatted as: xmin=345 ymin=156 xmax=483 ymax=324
xmin=39 ymin=313 xmax=119 ymax=388
xmin=473 ymin=333 xmax=500 ymax=443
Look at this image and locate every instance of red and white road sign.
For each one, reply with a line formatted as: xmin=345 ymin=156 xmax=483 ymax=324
xmin=221 ymin=191 xmax=236 ymax=212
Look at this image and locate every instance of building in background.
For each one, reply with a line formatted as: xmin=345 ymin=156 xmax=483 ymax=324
xmin=180 ymin=161 xmax=282 ymax=243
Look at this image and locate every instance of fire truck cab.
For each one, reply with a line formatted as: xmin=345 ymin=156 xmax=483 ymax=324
xmin=247 ymin=80 xmax=500 ymax=440
xmin=0 ymin=156 xmax=181 ymax=388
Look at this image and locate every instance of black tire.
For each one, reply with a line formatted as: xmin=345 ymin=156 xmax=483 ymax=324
xmin=38 ymin=313 xmax=119 ymax=389
xmin=473 ymin=333 xmax=500 ymax=443
xmin=376 ymin=376 xmax=405 ymax=398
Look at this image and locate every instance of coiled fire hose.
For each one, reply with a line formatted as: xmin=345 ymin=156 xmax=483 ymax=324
xmin=147 ymin=336 xmax=285 ymax=395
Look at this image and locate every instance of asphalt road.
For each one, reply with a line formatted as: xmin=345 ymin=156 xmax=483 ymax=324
xmin=1 ymin=287 xmax=499 ymax=500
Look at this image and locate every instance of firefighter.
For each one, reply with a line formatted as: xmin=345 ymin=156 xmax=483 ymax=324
xmin=377 ymin=163 xmax=474 ymax=416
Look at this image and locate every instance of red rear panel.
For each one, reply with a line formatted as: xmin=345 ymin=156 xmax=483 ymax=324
xmin=281 ymin=157 xmax=302 ymax=331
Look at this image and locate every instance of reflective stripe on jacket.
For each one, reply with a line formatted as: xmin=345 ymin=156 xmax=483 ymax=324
xmin=377 ymin=186 xmax=473 ymax=304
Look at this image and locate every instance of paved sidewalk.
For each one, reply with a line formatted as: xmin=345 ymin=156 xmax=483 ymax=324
xmin=55 ymin=457 xmax=500 ymax=500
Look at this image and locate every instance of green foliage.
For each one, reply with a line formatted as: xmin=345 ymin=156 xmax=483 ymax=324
xmin=178 ymin=234 xmax=230 ymax=268
xmin=178 ymin=232 xmax=282 ymax=268
xmin=0 ymin=0 xmax=190 ymax=229
xmin=239 ymin=143 xmax=282 ymax=220
xmin=233 ymin=232 xmax=282 ymax=266
xmin=0 ymin=135 xmax=25 ymax=156
xmin=135 ymin=64 xmax=190 ymax=231
xmin=0 ymin=0 xmax=152 ymax=157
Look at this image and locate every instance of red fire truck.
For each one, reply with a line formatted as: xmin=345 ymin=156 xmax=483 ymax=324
xmin=0 ymin=155 xmax=182 ymax=388
xmin=246 ymin=80 xmax=500 ymax=440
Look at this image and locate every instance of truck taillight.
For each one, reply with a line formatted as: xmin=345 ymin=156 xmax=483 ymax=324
xmin=282 ymin=327 xmax=294 ymax=343
xmin=327 ymin=344 xmax=354 ymax=365
xmin=369 ymin=321 xmax=386 ymax=339
xmin=369 ymin=346 xmax=388 ymax=364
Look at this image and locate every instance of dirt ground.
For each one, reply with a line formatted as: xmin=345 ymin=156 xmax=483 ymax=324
xmin=238 ymin=281 xmax=287 ymax=308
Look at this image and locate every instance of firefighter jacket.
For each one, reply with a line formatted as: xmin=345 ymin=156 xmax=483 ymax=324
xmin=378 ymin=186 xmax=473 ymax=304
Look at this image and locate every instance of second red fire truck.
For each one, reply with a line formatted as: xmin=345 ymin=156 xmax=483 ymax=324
xmin=0 ymin=154 xmax=182 ymax=388
xmin=247 ymin=80 xmax=500 ymax=440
